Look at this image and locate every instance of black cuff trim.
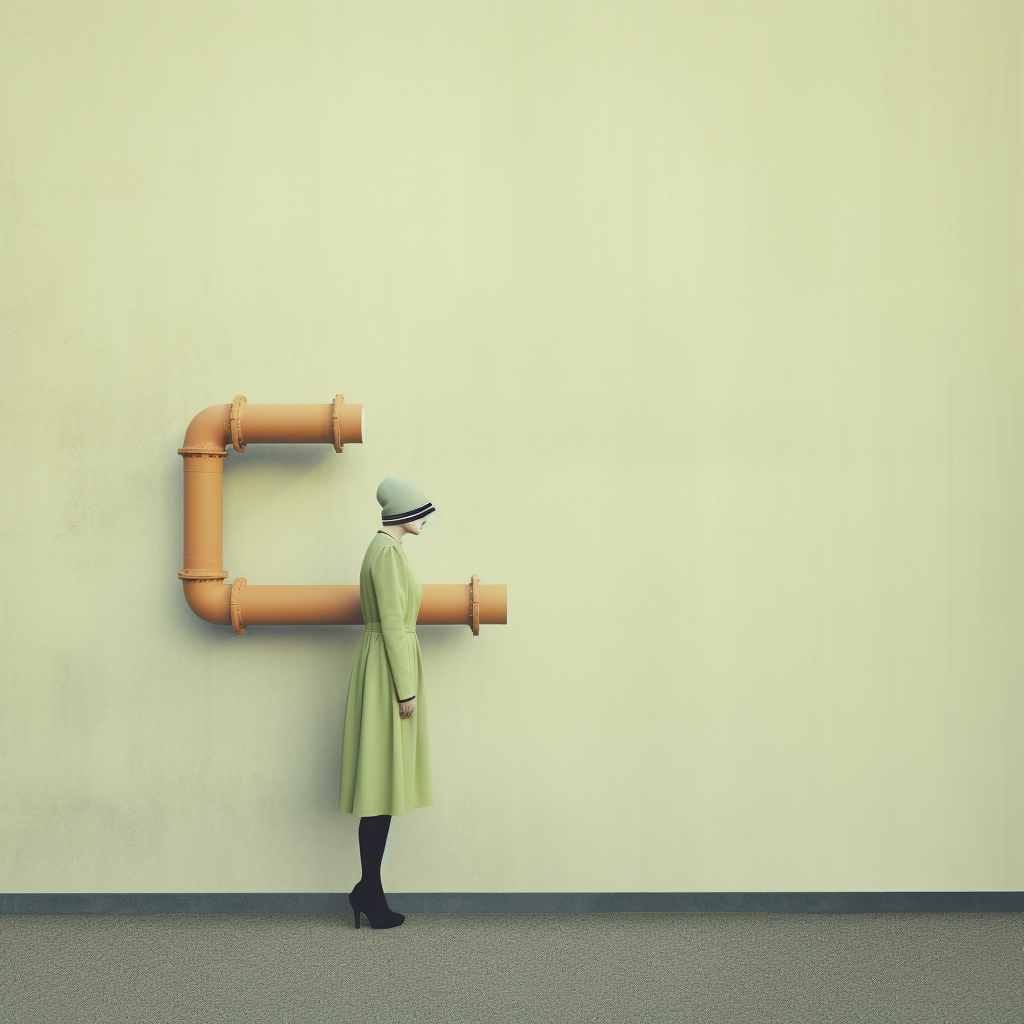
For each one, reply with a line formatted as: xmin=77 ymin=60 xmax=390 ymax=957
xmin=398 ymin=696 xmax=415 ymax=703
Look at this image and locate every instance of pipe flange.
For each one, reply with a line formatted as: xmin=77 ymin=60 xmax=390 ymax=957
xmin=230 ymin=395 xmax=247 ymax=453
xmin=230 ymin=576 xmax=247 ymax=633
xmin=332 ymin=394 xmax=345 ymax=453
xmin=178 ymin=570 xmax=230 ymax=580
xmin=178 ymin=447 xmax=227 ymax=458
xmin=470 ymin=574 xmax=480 ymax=636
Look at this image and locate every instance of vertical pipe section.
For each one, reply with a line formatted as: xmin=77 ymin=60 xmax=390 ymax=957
xmin=178 ymin=452 xmax=228 ymax=579
xmin=178 ymin=403 xmax=232 ymax=625
xmin=177 ymin=400 xmax=231 ymax=581
xmin=235 ymin=402 xmax=365 ymax=445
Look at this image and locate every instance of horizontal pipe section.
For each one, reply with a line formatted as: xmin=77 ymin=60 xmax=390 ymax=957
xmin=182 ymin=581 xmax=507 ymax=628
xmin=243 ymin=584 xmax=361 ymax=625
xmin=240 ymin=404 xmax=332 ymax=444
xmin=416 ymin=584 xmax=507 ymax=625
xmin=236 ymin=402 xmax=364 ymax=445
xmin=180 ymin=400 xmax=364 ymax=452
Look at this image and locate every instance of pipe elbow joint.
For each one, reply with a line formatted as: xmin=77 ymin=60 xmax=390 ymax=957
xmin=181 ymin=404 xmax=231 ymax=451
xmin=182 ymin=580 xmax=231 ymax=627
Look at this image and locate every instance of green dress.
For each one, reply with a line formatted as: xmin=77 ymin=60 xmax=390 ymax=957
xmin=339 ymin=531 xmax=433 ymax=816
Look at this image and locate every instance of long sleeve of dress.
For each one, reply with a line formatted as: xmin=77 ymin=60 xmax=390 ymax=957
xmin=370 ymin=546 xmax=416 ymax=703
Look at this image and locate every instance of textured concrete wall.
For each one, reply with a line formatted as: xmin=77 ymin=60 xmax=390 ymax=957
xmin=1 ymin=0 xmax=1021 ymax=893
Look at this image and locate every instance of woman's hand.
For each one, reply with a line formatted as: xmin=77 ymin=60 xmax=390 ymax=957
xmin=399 ymin=697 xmax=416 ymax=719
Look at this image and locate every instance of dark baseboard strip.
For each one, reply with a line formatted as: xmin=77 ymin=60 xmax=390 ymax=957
xmin=1 ymin=892 xmax=1022 ymax=915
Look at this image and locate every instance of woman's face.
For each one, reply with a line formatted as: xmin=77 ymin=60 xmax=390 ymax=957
xmin=404 ymin=517 xmax=426 ymax=535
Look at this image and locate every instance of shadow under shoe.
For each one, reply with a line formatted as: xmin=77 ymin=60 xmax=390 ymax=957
xmin=349 ymin=881 xmax=406 ymax=929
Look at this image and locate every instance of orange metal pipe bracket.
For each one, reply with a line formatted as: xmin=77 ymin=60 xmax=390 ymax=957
xmin=177 ymin=395 xmax=508 ymax=633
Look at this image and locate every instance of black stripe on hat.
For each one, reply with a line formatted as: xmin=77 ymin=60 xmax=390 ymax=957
xmin=382 ymin=502 xmax=435 ymax=525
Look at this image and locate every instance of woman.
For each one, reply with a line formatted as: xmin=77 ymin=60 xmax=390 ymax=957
xmin=340 ymin=477 xmax=437 ymax=930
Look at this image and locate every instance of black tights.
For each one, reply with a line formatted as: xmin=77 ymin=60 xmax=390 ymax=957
xmin=358 ymin=814 xmax=392 ymax=892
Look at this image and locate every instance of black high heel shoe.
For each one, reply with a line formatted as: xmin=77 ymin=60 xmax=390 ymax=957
xmin=349 ymin=881 xmax=406 ymax=929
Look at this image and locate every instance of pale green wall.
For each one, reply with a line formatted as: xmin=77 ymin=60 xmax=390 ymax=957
xmin=1 ymin=0 xmax=1021 ymax=893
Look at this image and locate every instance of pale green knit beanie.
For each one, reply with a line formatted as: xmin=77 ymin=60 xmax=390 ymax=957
xmin=376 ymin=477 xmax=437 ymax=526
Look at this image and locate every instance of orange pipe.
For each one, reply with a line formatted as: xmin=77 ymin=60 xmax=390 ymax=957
xmin=177 ymin=395 xmax=508 ymax=634
xmin=182 ymin=581 xmax=508 ymax=630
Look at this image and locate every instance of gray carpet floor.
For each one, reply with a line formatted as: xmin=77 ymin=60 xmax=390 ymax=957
xmin=1 ymin=912 xmax=1021 ymax=1023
